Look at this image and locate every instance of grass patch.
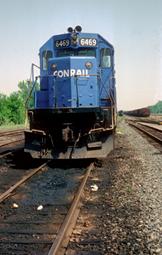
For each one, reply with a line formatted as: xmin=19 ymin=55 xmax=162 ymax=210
xmin=0 ymin=123 xmax=25 ymax=131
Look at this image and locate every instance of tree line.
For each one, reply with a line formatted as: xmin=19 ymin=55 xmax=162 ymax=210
xmin=149 ymin=101 xmax=162 ymax=114
xmin=0 ymin=81 xmax=34 ymax=126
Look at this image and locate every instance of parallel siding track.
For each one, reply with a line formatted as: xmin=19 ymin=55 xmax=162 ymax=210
xmin=0 ymin=129 xmax=24 ymax=157
xmin=128 ymin=121 xmax=162 ymax=145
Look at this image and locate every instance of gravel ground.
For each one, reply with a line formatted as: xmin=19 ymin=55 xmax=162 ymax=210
xmin=67 ymin=118 xmax=162 ymax=255
xmin=0 ymin=164 xmax=86 ymax=255
xmin=122 ymin=120 xmax=162 ymax=254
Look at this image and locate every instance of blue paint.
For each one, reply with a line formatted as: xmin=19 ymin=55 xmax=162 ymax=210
xmin=35 ymin=31 xmax=116 ymax=110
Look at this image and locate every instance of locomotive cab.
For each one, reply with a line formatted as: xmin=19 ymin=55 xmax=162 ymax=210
xmin=24 ymin=26 xmax=116 ymax=159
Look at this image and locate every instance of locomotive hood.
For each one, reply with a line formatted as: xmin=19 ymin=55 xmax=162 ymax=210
xmin=49 ymin=56 xmax=95 ymax=78
xmin=48 ymin=56 xmax=99 ymax=108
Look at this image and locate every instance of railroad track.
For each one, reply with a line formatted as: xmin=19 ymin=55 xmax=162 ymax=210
xmin=128 ymin=121 xmax=162 ymax=144
xmin=125 ymin=115 xmax=162 ymax=125
xmin=0 ymin=129 xmax=25 ymax=157
xmin=0 ymin=138 xmax=24 ymax=148
xmin=0 ymin=139 xmax=24 ymax=159
xmin=0 ymin=129 xmax=24 ymax=137
xmin=0 ymin=156 xmax=94 ymax=254
xmin=0 ymin=151 xmax=14 ymax=159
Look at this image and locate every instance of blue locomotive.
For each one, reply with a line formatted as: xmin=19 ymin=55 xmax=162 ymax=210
xmin=25 ymin=26 xmax=116 ymax=159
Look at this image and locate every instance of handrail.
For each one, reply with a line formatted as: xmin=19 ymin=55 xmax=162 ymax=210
xmin=25 ymin=63 xmax=40 ymax=109
xmin=25 ymin=77 xmax=38 ymax=109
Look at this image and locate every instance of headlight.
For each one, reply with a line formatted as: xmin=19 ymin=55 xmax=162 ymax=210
xmin=51 ymin=64 xmax=57 ymax=70
xmin=67 ymin=27 xmax=73 ymax=33
xmin=85 ymin=61 xmax=93 ymax=69
xmin=75 ymin=25 xmax=82 ymax=32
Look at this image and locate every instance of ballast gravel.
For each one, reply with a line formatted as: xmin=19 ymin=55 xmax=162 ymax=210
xmin=67 ymin=118 xmax=162 ymax=255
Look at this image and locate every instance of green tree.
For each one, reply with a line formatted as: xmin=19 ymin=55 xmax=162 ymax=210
xmin=7 ymin=92 xmax=25 ymax=124
xmin=149 ymin=101 xmax=162 ymax=113
xmin=18 ymin=80 xmax=39 ymax=109
xmin=0 ymin=93 xmax=9 ymax=125
xmin=0 ymin=79 xmax=40 ymax=126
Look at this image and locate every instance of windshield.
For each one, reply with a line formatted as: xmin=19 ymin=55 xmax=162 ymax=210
xmin=57 ymin=48 xmax=96 ymax=57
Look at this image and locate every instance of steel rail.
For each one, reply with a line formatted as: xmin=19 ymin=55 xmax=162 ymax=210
xmin=0 ymin=151 xmax=13 ymax=159
xmin=0 ymin=138 xmax=24 ymax=148
xmin=48 ymin=162 xmax=94 ymax=255
xmin=0 ymin=129 xmax=24 ymax=137
xmin=0 ymin=161 xmax=50 ymax=203
xmin=129 ymin=122 xmax=162 ymax=144
xmin=137 ymin=122 xmax=162 ymax=133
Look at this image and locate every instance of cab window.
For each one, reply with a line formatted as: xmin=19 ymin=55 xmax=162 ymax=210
xmin=57 ymin=48 xmax=96 ymax=57
xmin=100 ymin=48 xmax=111 ymax=68
xmin=42 ymin=50 xmax=53 ymax=70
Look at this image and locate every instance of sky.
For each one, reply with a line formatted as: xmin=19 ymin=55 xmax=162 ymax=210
xmin=0 ymin=0 xmax=162 ymax=110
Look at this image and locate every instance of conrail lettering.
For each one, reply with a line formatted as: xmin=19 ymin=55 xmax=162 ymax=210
xmin=53 ymin=69 xmax=89 ymax=78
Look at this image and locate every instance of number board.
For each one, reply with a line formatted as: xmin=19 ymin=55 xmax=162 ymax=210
xmin=55 ymin=39 xmax=70 ymax=48
xmin=54 ymin=38 xmax=97 ymax=48
xmin=79 ymin=38 xmax=97 ymax=47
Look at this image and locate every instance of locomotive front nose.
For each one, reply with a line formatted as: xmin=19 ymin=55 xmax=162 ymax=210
xmin=48 ymin=56 xmax=98 ymax=108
